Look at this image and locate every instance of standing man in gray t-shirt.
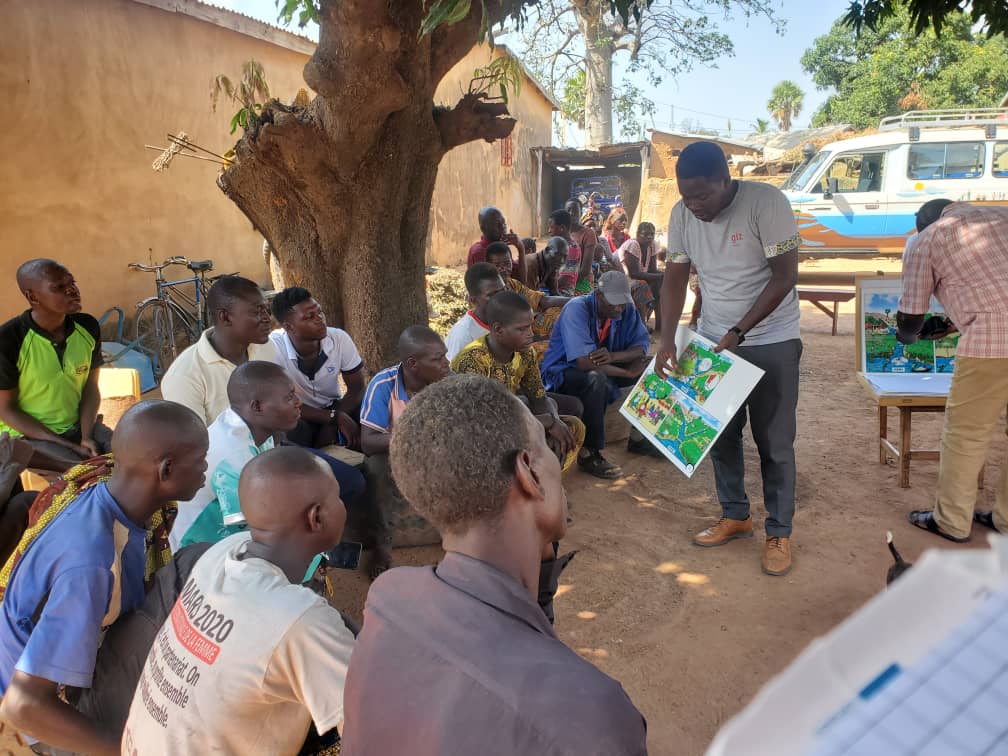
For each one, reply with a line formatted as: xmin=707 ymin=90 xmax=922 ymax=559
xmin=657 ymin=141 xmax=802 ymax=577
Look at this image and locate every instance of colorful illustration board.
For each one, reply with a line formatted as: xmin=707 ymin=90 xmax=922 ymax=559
xmin=620 ymin=328 xmax=764 ymax=477
xmin=856 ymin=276 xmax=960 ymax=396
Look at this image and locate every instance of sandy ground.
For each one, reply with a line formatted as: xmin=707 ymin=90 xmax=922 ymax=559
xmin=4 ymin=257 xmax=1006 ymax=755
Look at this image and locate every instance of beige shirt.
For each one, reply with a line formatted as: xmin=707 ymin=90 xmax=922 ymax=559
xmin=160 ymin=329 xmax=279 ymax=425
xmin=122 ymin=533 xmax=354 ymax=756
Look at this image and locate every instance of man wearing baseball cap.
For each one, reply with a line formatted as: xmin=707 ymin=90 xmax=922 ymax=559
xmin=541 ymin=271 xmax=654 ymax=479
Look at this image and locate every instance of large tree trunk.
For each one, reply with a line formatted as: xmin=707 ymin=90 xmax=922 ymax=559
xmin=576 ymin=1 xmax=615 ymax=149
xmin=218 ymin=0 xmax=516 ymax=370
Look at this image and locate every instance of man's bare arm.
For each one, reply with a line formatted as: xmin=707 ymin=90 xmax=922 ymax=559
xmin=732 ymin=250 xmax=798 ymax=335
xmin=360 ymin=426 xmax=390 ymax=456
xmin=0 ymin=672 xmax=119 ymax=756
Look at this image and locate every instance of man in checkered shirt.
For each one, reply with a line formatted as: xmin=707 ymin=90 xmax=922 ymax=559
xmin=897 ymin=202 xmax=1008 ymax=542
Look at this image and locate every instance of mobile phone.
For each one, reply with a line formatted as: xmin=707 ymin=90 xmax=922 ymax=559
xmin=324 ymin=541 xmax=363 ymax=571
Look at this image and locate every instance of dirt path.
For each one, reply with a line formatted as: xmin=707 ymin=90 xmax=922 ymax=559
xmin=3 ymin=276 xmax=1004 ymax=756
xmin=333 ymin=291 xmax=1005 ymax=755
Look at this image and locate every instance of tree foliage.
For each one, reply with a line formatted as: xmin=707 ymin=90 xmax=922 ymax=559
xmin=802 ymin=7 xmax=1008 ymax=129
xmin=766 ymin=80 xmax=804 ymax=132
xmin=211 ymin=59 xmax=271 ymax=134
xmin=518 ymin=0 xmax=783 ymax=146
xmin=842 ymin=0 xmax=1008 ymax=38
xmin=751 ymin=117 xmax=770 ymax=134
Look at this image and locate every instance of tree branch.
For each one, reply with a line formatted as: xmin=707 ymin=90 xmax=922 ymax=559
xmin=434 ymin=92 xmax=517 ymax=151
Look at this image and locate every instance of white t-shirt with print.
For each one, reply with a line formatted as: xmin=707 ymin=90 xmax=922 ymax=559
xmin=122 ymin=532 xmax=354 ymax=756
xmin=667 ymin=181 xmax=801 ymax=345
xmin=269 ymin=328 xmax=364 ymax=410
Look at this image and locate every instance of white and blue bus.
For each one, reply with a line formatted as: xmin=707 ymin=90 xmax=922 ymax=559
xmin=782 ymin=109 xmax=1008 ymax=254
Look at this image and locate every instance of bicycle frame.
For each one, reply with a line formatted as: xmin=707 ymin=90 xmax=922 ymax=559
xmin=152 ymin=269 xmax=209 ymax=332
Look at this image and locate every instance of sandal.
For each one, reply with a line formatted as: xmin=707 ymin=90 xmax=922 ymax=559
xmin=908 ymin=510 xmax=970 ymax=543
xmin=973 ymin=510 xmax=1004 ymax=534
xmin=577 ymin=451 xmax=622 ymax=480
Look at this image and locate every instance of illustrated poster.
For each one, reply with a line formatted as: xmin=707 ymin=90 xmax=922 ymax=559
xmin=859 ymin=278 xmax=959 ymax=375
xmin=620 ymin=327 xmax=764 ymax=477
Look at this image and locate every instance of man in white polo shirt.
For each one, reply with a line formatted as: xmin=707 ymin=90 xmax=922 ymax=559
xmin=161 ymin=276 xmax=278 ymax=426
xmin=444 ymin=263 xmax=505 ymax=361
xmin=269 ymin=287 xmax=366 ymax=449
xmin=658 ymin=141 xmax=802 ymax=577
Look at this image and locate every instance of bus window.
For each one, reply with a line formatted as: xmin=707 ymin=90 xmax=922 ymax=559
xmin=994 ymin=143 xmax=1008 ymax=178
xmin=814 ymin=152 xmax=886 ymax=194
xmin=908 ymin=142 xmax=985 ymax=180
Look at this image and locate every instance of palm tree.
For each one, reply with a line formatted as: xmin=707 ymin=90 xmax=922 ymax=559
xmin=752 ymin=117 xmax=771 ymax=134
xmin=767 ymin=81 xmax=805 ymax=132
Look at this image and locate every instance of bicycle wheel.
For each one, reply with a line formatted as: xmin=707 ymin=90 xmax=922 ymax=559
xmin=134 ymin=300 xmax=197 ymax=376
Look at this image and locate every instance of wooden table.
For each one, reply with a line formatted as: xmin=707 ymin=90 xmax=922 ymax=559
xmin=856 ymin=374 xmax=984 ymax=489
xmin=797 ymin=286 xmax=856 ymax=336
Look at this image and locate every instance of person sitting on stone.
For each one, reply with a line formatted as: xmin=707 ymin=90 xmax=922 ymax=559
xmin=359 ymin=326 xmax=451 ymax=578
xmin=467 ymin=206 xmax=527 ymax=281
xmin=485 ymin=242 xmax=568 ymax=355
xmin=161 ymin=275 xmax=279 ymax=426
xmin=614 ymin=221 xmax=666 ymax=331
xmin=444 ymin=262 xmax=504 ymax=361
xmin=341 ymin=375 xmax=648 ymax=755
xmin=269 ymin=286 xmax=365 ymax=449
xmin=0 ymin=401 xmax=208 ymax=756
xmin=541 ymin=271 xmax=655 ymax=480
xmin=452 ymin=291 xmax=583 ymax=472
xmin=171 ymin=360 xmax=303 ymax=549
xmin=122 ymin=447 xmax=355 ymax=755
xmin=522 ymin=236 xmax=569 ymax=295
xmin=549 ymin=209 xmax=593 ymax=296
xmin=0 ymin=259 xmax=112 ymax=472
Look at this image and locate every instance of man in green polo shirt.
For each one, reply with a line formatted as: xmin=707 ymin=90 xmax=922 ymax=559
xmin=0 ymin=259 xmax=110 ymax=472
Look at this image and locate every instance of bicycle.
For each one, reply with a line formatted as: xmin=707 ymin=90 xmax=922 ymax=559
xmin=128 ymin=256 xmax=218 ymax=376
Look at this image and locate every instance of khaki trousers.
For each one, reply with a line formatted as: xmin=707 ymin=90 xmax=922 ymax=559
xmin=934 ymin=356 xmax=1008 ymax=538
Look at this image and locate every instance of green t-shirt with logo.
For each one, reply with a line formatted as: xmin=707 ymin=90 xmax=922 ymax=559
xmin=0 ymin=311 xmax=103 ymax=436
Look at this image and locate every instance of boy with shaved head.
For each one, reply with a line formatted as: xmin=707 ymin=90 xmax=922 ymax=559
xmin=0 ymin=400 xmax=208 ymax=755
xmin=343 ymin=376 xmax=647 ymax=755
xmin=172 ymin=360 xmax=365 ymax=550
xmin=123 ymin=447 xmax=355 ymax=755
xmin=0 ymin=259 xmax=111 ymax=471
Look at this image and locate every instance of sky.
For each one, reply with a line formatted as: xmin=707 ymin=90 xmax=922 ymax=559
xmin=219 ymin=0 xmax=853 ymax=139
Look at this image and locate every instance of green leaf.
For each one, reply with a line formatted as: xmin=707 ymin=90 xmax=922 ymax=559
xmin=229 ymin=111 xmax=241 ymax=134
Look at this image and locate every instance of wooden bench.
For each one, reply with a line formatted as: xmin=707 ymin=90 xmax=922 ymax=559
xmin=797 ymin=286 xmax=855 ymax=336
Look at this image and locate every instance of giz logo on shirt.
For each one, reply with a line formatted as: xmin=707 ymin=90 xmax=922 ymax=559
xmin=730 ymin=232 xmax=744 ymax=245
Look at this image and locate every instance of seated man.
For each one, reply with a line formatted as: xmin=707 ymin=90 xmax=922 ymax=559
xmin=0 ymin=401 xmax=208 ymax=755
xmin=123 ymin=447 xmax=355 ymax=755
xmin=452 ymin=291 xmax=582 ymax=472
xmin=485 ymin=242 xmax=569 ymax=355
xmin=522 ymin=236 xmax=569 ymax=295
xmin=342 ymin=376 xmax=648 ymax=755
xmin=467 ymin=206 xmax=527 ymax=280
xmin=541 ymin=271 xmax=655 ymax=480
xmin=614 ymin=221 xmax=665 ymax=331
xmin=549 ymin=209 xmax=592 ymax=296
xmin=359 ymin=326 xmax=451 ymax=577
xmin=444 ymin=262 xmax=504 ymax=361
xmin=0 ymin=259 xmax=112 ymax=472
xmin=161 ymin=275 xmax=279 ymax=426
xmin=170 ymin=360 xmax=303 ymax=549
xmin=269 ymin=286 xmax=365 ymax=449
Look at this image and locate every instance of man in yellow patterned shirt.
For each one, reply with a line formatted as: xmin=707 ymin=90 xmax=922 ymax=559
xmin=452 ymin=291 xmax=584 ymax=472
xmin=485 ymin=242 xmax=569 ymax=358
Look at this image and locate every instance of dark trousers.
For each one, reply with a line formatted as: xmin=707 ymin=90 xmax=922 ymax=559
xmin=556 ymin=368 xmax=637 ymax=451
xmin=710 ymin=339 xmax=802 ymax=538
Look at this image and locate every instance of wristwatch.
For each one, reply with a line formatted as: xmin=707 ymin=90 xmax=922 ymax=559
xmin=729 ymin=326 xmax=746 ymax=344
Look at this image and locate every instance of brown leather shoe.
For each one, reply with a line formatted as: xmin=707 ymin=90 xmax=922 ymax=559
xmin=693 ymin=516 xmax=754 ymax=547
xmin=762 ymin=536 xmax=792 ymax=576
